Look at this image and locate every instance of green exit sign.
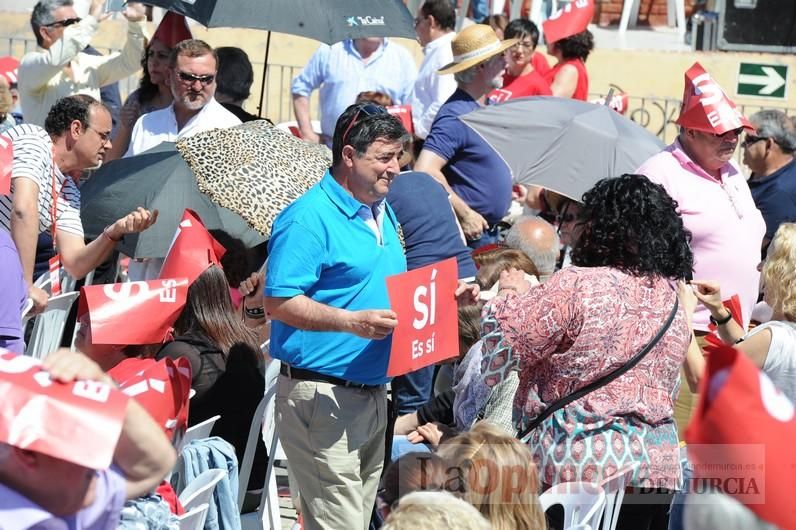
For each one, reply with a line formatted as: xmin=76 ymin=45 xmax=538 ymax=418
xmin=737 ymin=63 xmax=788 ymax=99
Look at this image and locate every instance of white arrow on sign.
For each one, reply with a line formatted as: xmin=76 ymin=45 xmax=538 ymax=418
xmin=739 ymin=66 xmax=786 ymax=96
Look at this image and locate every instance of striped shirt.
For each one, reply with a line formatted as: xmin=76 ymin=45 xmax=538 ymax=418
xmin=0 ymin=124 xmax=83 ymax=238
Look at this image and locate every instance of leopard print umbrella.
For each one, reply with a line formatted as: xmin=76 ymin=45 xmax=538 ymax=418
xmin=176 ymin=120 xmax=332 ymax=238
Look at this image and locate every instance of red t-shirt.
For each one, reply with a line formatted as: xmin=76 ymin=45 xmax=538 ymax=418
xmin=531 ymin=52 xmax=551 ymax=77
xmin=488 ymin=70 xmax=552 ymax=104
xmin=544 ymin=58 xmax=589 ymax=101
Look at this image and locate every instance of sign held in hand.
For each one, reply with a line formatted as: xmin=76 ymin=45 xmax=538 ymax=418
xmin=386 ymin=258 xmax=459 ymax=377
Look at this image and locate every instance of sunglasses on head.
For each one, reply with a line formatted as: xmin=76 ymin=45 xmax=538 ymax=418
xmin=342 ymin=103 xmax=388 ymax=145
xmin=177 ymin=71 xmax=215 ymax=86
xmin=44 ymin=17 xmax=81 ymax=28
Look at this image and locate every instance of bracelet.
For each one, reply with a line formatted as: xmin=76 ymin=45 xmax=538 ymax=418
xmin=102 ymin=226 xmax=122 ymax=242
xmin=244 ymin=306 xmax=266 ymax=319
xmin=710 ymin=309 xmax=733 ymax=326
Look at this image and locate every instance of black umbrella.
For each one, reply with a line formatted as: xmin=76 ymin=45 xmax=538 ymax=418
xmin=80 ymin=142 xmax=267 ymax=259
xmin=144 ymin=0 xmax=417 ymax=114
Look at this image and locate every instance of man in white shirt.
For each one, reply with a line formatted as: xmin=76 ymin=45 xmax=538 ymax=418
xmin=19 ymin=0 xmax=147 ymax=127
xmin=410 ymin=0 xmax=457 ymax=140
xmin=126 ymin=39 xmax=241 ymax=157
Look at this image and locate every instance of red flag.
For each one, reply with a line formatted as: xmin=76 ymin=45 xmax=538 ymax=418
xmin=0 ymin=132 xmax=11 ymax=196
xmin=79 ymin=278 xmax=190 ymax=345
xmin=675 ymin=62 xmax=754 ymax=135
xmin=686 ymin=343 xmax=796 ymax=528
xmin=0 ymin=56 xmax=19 ymax=86
xmin=159 ymin=209 xmax=226 ymax=285
xmin=110 ymin=357 xmax=192 ymax=443
xmin=0 ymin=349 xmax=128 ymax=469
xmin=542 ymin=0 xmax=594 ymax=44
xmin=386 ymin=104 xmax=414 ymax=136
xmin=386 ymin=258 xmax=459 ymax=377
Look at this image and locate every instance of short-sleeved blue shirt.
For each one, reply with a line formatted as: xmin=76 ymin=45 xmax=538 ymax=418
xmin=422 ymin=89 xmax=512 ymax=226
xmin=749 ymin=158 xmax=796 ymax=242
xmin=387 ymin=171 xmax=477 ymax=278
xmin=265 ymin=171 xmax=407 ymax=385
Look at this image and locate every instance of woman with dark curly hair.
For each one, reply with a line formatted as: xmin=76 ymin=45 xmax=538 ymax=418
xmin=481 ymin=174 xmax=693 ymax=529
xmin=544 ymin=29 xmax=594 ymax=100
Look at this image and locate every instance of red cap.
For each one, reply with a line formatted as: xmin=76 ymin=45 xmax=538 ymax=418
xmin=0 ymin=56 xmax=19 ymax=85
xmin=675 ymin=62 xmax=754 ymax=135
xmin=159 ymin=209 xmax=226 ymax=285
xmin=151 ymin=12 xmax=193 ymax=49
xmin=111 ymin=357 xmax=192 ymax=443
xmin=542 ymin=0 xmax=594 ymax=44
xmin=686 ymin=343 xmax=796 ymax=528
xmin=0 ymin=133 xmax=11 ymax=196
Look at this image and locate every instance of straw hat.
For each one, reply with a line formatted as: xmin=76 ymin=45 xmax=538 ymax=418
xmin=437 ymin=24 xmax=517 ymax=75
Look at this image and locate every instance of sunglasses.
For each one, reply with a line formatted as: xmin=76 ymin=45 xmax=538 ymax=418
xmin=742 ymin=134 xmax=769 ymax=148
xmin=341 ymin=103 xmax=388 ymax=145
xmin=43 ymin=17 xmax=81 ymax=28
xmin=177 ymin=71 xmax=215 ymax=86
xmin=710 ymin=127 xmax=744 ymax=139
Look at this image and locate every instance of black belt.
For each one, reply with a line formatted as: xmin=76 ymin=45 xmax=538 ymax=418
xmin=280 ymin=363 xmax=382 ymax=390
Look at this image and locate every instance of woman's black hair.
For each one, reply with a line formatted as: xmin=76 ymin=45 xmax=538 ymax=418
xmin=137 ymin=46 xmax=159 ymax=106
xmin=554 ymin=29 xmax=594 ymax=61
xmin=571 ymin=174 xmax=693 ymax=280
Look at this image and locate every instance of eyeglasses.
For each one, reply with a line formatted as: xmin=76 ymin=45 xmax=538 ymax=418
xmin=711 ymin=127 xmax=745 ymax=139
xmin=86 ymin=125 xmax=111 ymax=146
xmin=176 ymin=71 xmax=215 ymax=86
xmin=511 ymin=40 xmax=536 ymax=50
xmin=742 ymin=134 xmax=769 ymax=148
xmin=413 ymin=16 xmax=427 ymax=28
xmin=341 ymin=103 xmax=388 ymax=145
xmin=43 ymin=17 xmax=81 ymax=28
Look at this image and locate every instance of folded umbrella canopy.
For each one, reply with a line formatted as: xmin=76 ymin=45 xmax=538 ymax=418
xmin=459 ymin=97 xmax=666 ymax=202
xmin=143 ymin=0 xmax=416 ymax=43
xmin=80 ymin=142 xmax=267 ymax=259
xmin=176 ymin=120 xmax=332 ymax=238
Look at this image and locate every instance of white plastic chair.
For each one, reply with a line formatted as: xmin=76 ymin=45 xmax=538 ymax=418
xmin=176 ymin=503 xmax=209 ymax=530
xmin=619 ymin=0 xmax=685 ymax=36
xmin=24 ymin=292 xmax=79 ymax=360
xmin=540 ymin=482 xmax=606 ymax=530
xmin=179 ymin=468 xmax=227 ymax=513
xmin=565 ymin=526 xmax=592 ymax=530
xmin=599 ymin=462 xmax=640 ymax=530
xmin=182 ymin=415 xmax=221 ymax=448
xmin=239 ymin=359 xmax=283 ymax=530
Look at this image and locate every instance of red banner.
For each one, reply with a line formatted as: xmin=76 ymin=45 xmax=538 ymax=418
xmin=79 ymin=278 xmax=190 ymax=345
xmin=0 ymin=132 xmax=11 ymax=196
xmin=386 ymin=104 xmax=414 ymax=136
xmin=0 ymin=350 xmax=128 ymax=470
xmin=386 ymin=258 xmax=459 ymax=377
xmin=687 ymin=344 xmax=796 ymax=528
xmin=159 ymin=209 xmax=226 ymax=284
xmin=110 ymin=357 xmax=192 ymax=442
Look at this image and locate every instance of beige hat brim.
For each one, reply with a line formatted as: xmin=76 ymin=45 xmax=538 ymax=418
xmin=437 ymin=38 xmax=518 ymax=75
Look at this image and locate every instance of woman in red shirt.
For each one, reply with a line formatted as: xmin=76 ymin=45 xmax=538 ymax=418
xmin=544 ymin=29 xmax=594 ymax=101
xmin=487 ymin=19 xmax=552 ymax=104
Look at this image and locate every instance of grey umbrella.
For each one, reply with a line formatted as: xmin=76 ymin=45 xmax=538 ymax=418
xmin=80 ymin=142 xmax=267 ymax=259
xmin=459 ymin=97 xmax=666 ymax=202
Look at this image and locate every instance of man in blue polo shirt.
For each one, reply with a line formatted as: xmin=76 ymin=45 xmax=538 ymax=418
xmin=265 ymin=104 xmax=409 ymax=530
xmin=414 ymin=24 xmax=516 ymax=249
xmin=744 ymin=109 xmax=796 ymax=255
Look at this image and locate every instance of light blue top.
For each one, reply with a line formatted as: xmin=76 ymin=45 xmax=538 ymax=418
xmin=265 ymin=171 xmax=407 ymax=385
xmin=291 ymin=39 xmax=417 ymax=139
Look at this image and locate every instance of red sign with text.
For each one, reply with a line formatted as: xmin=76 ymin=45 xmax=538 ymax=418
xmin=159 ymin=209 xmax=226 ymax=284
xmin=0 ymin=350 xmax=128 ymax=469
xmin=0 ymin=133 xmax=11 ymax=196
xmin=386 ymin=104 xmax=414 ymax=136
xmin=386 ymin=258 xmax=459 ymax=377
xmin=79 ymin=278 xmax=190 ymax=345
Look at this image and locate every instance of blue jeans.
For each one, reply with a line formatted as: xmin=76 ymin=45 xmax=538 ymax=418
xmin=391 ymin=366 xmax=435 ymax=415
xmin=668 ymin=447 xmax=693 ymax=530
xmin=466 ymin=225 xmax=500 ymax=250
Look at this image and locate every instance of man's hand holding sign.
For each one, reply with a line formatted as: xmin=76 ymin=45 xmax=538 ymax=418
xmin=386 ymin=257 xmax=477 ymax=377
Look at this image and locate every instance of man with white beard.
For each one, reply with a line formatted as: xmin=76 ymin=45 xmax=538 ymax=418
xmin=125 ymin=39 xmax=240 ymax=157
xmin=414 ymin=25 xmax=516 ymax=248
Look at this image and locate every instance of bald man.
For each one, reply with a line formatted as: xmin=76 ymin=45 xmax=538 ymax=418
xmin=505 ymin=215 xmax=560 ymax=281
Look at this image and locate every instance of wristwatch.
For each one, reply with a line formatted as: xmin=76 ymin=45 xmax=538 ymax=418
xmin=709 ymin=309 xmax=733 ymax=326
